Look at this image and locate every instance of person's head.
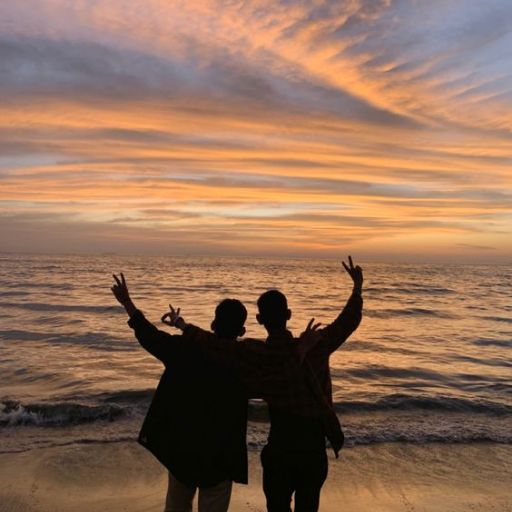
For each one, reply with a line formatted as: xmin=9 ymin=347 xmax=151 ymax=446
xmin=256 ymin=289 xmax=291 ymax=331
xmin=211 ymin=298 xmax=247 ymax=340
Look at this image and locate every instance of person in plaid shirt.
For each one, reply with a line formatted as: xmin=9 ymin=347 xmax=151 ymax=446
xmin=164 ymin=256 xmax=363 ymax=512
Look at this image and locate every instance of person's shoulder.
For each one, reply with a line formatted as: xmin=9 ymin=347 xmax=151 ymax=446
xmin=239 ymin=336 xmax=265 ymax=344
xmin=236 ymin=337 xmax=270 ymax=353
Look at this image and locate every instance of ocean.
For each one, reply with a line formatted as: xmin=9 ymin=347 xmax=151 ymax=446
xmin=1 ymin=253 xmax=511 ymax=454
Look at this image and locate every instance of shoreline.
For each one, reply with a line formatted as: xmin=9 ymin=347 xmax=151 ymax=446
xmin=1 ymin=442 xmax=511 ymax=511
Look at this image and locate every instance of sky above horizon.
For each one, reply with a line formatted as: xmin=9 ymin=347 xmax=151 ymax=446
xmin=1 ymin=0 xmax=511 ymax=262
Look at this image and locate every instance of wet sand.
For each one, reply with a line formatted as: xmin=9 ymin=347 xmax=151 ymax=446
xmin=1 ymin=442 xmax=511 ymax=512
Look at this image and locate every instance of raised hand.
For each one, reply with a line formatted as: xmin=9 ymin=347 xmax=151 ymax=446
xmin=161 ymin=304 xmax=181 ymax=326
xmin=342 ymin=255 xmax=363 ymax=293
xmin=161 ymin=304 xmax=187 ymax=331
xmin=111 ymin=273 xmax=130 ymax=305
xmin=297 ymin=318 xmax=322 ymax=363
xmin=111 ymin=273 xmax=137 ymax=316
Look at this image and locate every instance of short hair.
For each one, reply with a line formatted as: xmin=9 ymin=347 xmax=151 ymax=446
xmin=214 ymin=299 xmax=247 ymax=339
xmin=257 ymin=289 xmax=288 ymax=327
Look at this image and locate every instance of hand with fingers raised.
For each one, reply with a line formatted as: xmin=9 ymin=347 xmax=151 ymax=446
xmin=297 ymin=318 xmax=323 ymax=363
xmin=111 ymin=273 xmax=137 ymax=316
xmin=342 ymin=255 xmax=363 ymax=294
xmin=161 ymin=304 xmax=188 ymax=331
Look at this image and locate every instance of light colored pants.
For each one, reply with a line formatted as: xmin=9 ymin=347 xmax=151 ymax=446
xmin=164 ymin=472 xmax=233 ymax=512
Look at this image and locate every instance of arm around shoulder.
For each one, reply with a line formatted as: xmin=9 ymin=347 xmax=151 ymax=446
xmin=128 ymin=309 xmax=181 ymax=363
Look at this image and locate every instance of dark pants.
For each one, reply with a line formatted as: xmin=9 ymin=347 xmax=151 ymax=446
xmin=261 ymin=445 xmax=328 ymax=512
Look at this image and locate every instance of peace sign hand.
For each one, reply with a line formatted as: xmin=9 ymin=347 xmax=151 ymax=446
xmin=342 ymin=255 xmax=363 ymax=293
xmin=110 ymin=272 xmax=138 ymax=317
xmin=111 ymin=273 xmax=131 ymax=306
xmin=297 ymin=318 xmax=322 ymax=363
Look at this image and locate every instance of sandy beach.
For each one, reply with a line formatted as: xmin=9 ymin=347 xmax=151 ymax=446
xmin=1 ymin=442 xmax=511 ymax=512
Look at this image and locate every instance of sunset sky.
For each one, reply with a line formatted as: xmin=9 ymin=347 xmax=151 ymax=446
xmin=1 ymin=0 xmax=511 ymax=262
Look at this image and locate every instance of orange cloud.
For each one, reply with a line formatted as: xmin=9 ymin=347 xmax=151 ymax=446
xmin=0 ymin=0 xmax=511 ymax=261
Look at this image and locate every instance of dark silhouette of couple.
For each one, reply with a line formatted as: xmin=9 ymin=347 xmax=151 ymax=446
xmin=111 ymin=256 xmax=363 ymax=512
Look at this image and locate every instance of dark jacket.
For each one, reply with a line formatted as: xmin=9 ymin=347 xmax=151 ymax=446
xmin=128 ymin=310 xmax=249 ymax=487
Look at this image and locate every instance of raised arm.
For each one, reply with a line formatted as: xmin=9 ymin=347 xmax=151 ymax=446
xmin=317 ymin=256 xmax=363 ymax=354
xmin=111 ymin=273 xmax=181 ymax=363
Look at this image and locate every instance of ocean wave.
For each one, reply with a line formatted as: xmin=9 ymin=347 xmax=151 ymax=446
xmin=0 ymin=330 xmax=134 ymax=352
xmin=365 ymin=307 xmax=456 ymax=319
xmin=456 ymin=355 xmax=512 ymax=368
xmin=0 ymin=282 xmax=74 ymax=290
xmin=0 ymin=291 xmax=30 ymax=297
xmin=339 ymin=365 xmax=446 ymax=382
xmin=0 ymin=389 xmax=160 ymax=428
xmin=482 ymin=316 xmax=512 ymax=324
xmin=473 ymin=338 xmax=512 ymax=348
xmin=0 ymin=400 xmax=124 ymax=427
xmin=51 ymin=389 xmax=158 ymax=408
xmin=364 ymin=285 xmax=455 ymax=295
xmin=2 ymin=395 xmax=511 ymax=451
xmin=341 ymin=339 xmax=420 ymax=356
xmin=0 ymin=330 xmax=74 ymax=342
xmin=247 ymin=394 xmax=512 ymax=421
xmin=161 ymin=284 xmax=227 ymax=292
xmin=334 ymin=394 xmax=512 ymax=415
xmin=4 ymin=390 xmax=509 ymax=430
xmin=0 ymin=302 xmax=121 ymax=313
xmin=0 ymin=435 xmax=138 ymax=454
xmin=343 ymin=429 xmax=512 ymax=445
xmin=92 ymin=389 xmax=155 ymax=404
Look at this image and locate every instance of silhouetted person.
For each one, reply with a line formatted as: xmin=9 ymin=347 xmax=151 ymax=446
xmin=167 ymin=256 xmax=363 ymax=512
xmin=255 ymin=256 xmax=363 ymax=512
xmin=112 ymin=275 xmax=248 ymax=512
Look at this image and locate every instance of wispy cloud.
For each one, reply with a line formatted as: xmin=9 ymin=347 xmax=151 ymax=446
xmin=0 ymin=0 xmax=511 ymax=261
